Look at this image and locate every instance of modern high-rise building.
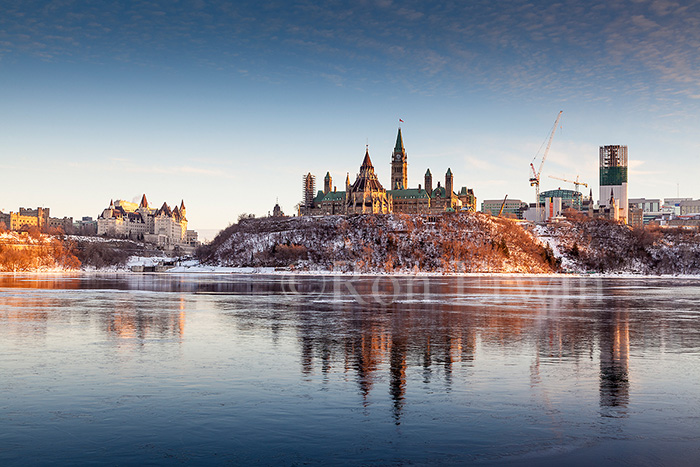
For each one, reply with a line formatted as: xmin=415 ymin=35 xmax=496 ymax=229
xmin=599 ymin=145 xmax=628 ymax=224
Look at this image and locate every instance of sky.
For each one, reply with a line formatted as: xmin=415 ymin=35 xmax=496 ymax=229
xmin=2 ymin=0 xmax=700 ymax=237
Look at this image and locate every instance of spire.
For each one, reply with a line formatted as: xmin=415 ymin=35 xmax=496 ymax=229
xmin=446 ymin=168 xmax=453 ymax=176
xmin=361 ymin=148 xmax=373 ymax=169
xmin=324 ymin=172 xmax=331 ymax=180
xmin=180 ymin=200 xmax=186 ymax=210
xmin=394 ymin=128 xmax=404 ymax=152
xmin=425 ymin=168 xmax=431 ymax=176
xmin=140 ymin=194 xmax=148 ymax=208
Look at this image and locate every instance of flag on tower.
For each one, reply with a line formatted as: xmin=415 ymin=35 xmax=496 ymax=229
xmin=399 ymin=119 xmax=404 ymax=122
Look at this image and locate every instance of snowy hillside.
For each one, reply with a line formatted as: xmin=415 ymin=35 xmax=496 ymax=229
xmin=538 ymin=217 xmax=700 ymax=275
xmin=198 ymin=213 xmax=558 ymax=274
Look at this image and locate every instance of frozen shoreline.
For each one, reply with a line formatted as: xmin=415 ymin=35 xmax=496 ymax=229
xmin=4 ymin=265 xmax=700 ymax=280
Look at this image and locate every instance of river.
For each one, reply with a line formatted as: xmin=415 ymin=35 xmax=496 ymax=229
xmin=1 ymin=273 xmax=699 ymax=465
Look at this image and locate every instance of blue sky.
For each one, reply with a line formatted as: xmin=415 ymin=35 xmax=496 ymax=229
xmin=2 ymin=0 xmax=700 ymax=235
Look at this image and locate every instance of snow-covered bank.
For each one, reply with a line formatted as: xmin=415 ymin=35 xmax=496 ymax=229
xmin=536 ymin=217 xmax=700 ymax=275
xmin=196 ymin=213 xmax=558 ymax=274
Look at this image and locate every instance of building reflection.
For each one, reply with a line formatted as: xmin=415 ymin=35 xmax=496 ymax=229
xmin=599 ymin=303 xmax=630 ymax=416
xmin=105 ymin=295 xmax=188 ymax=341
xmin=6 ymin=272 xmax=699 ymax=426
xmin=256 ymin=275 xmax=657 ymax=424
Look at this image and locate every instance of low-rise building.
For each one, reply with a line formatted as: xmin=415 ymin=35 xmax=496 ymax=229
xmin=679 ymin=199 xmax=700 ymax=215
xmin=481 ymin=199 xmax=528 ymax=219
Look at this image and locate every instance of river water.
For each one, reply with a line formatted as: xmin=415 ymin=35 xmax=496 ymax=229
xmin=1 ymin=273 xmax=699 ymax=465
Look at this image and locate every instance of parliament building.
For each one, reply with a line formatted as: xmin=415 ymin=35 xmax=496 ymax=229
xmin=298 ymin=128 xmax=476 ymax=216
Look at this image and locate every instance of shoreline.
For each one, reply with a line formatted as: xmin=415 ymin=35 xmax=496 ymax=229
xmin=3 ymin=267 xmax=700 ymax=280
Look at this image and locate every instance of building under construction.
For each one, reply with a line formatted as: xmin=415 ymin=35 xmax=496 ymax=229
xmin=599 ymin=145 xmax=629 ymax=224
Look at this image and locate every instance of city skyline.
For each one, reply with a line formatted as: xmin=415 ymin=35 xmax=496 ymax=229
xmin=2 ymin=1 xmax=700 ymax=233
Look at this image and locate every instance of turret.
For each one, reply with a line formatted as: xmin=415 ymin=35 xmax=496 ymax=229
xmin=425 ymin=169 xmax=433 ymax=195
xmin=324 ymin=172 xmax=332 ymax=195
xmin=180 ymin=200 xmax=186 ymax=219
xmin=139 ymin=194 xmax=149 ymax=209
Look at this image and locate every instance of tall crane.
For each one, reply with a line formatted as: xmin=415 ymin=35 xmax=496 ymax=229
xmin=548 ymin=174 xmax=588 ymax=192
xmin=529 ymin=110 xmax=563 ymax=222
xmin=498 ymin=194 xmax=508 ymax=217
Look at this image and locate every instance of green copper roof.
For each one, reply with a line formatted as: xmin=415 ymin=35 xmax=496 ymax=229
xmin=446 ymin=168 xmax=453 ymax=176
xmin=425 ymin=168 xmax=431 ymax=176
xmin=432 ymin=186 xmax=446 ymax=198
xmin=324 ymin=172 xmax=331 ymax=180
xmin=394 ymin=128 xmax=404 ymax=151
xmin=313 ymin=190 xmax=325 ymax=203
xmin=388 ymin=188 xmax=429 ymax=199
xmin=321 ymin=191 xmax=346 ymax=201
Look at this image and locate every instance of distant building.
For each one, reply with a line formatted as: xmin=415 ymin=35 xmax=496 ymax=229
xmin=599 ymin=145 xmax=629 ymax=224
xmin=74 ymin=216 xmax=98 ymax=235
xmin=97 ymin=194 xmax=194 ymax=248
xmin=629 ymin=198 xmax=661 ymax=213
xmin=679 ymin=199 xmax=700 ymax=215
xmin=0 ymin=206 xmax=74 ymax=233
xmin=48 ymin=216 xmax=74 ymax=233
xmin=628 ymin=198 xmax=662 ymax=225
xmin=481 ymin=199 xmax=528 ymax=219
xmin=272 ymin=202 xmax=285 ymax=217
xmin=539 ymin=188 xmax=582 ymax=211
xmin=299 ymin=128 xmax=476 ymax=216
xmin=661 ymin=197 xmax=691 ymax=216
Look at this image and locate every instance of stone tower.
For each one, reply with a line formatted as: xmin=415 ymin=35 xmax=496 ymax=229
xmin=445 ymin=168 xmax=453 ymax=197
xmin=324 ymin=172 xmax=332 ymax=195
xmin=425 ymin=169 xmax=433 ymax=194
xmin=391 ymin=128 xmax=408 ymax=190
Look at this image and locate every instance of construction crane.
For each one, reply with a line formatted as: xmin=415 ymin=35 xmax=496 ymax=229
xmin=529 ymin=110 xmax=563 ymax=222
xmin=498 ymin=194 xmax=508 ymax=217
xmin=548 ymin=174 xmax=588 ymax=192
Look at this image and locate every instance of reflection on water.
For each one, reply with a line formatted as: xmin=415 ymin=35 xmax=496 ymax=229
xmin=1 ymin=273 xmax=699 ymax=465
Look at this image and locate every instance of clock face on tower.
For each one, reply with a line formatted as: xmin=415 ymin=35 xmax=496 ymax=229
xmin=393 ymin=154 xmax=403 ymax=162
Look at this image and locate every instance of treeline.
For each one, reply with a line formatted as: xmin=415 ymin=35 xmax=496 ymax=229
xmin=546 ymin=216 xmax=700 ymax=274
xmin=197 ymin=213 xmax=559 ymax=273
xmin=0 ymin=230 xmax=80 ymax=271
xmin=0 ymin=228 xmax=159 ymax=271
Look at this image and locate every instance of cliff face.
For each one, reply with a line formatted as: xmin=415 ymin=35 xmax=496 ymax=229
xmin=539 ymin=218 xmax=700 ymax=274
xmin=197 ymin=213 xmax=558 ymax=273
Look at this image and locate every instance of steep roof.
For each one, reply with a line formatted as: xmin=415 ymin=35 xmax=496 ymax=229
xmin=157 ymin=202 xmax=172 ymax=217
xmin=313 ymin=190 xmax=326 ymax=204
xmin=425 ymin=169 xmax=432 ymax=176
xmin=140 ymin=194 xmax=148 ymax=208
xmin=432 ymin=185 xmax=447 ymax=198
xmin=350 ymin=149 xmax=385 ymax=193
xmin=394 ymin=128 xmax=404 ymax=152
xmin=446 ymin=168 xmax=453 ymax=176
xmin=361 ymin=148 xmax=373 ymax=169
